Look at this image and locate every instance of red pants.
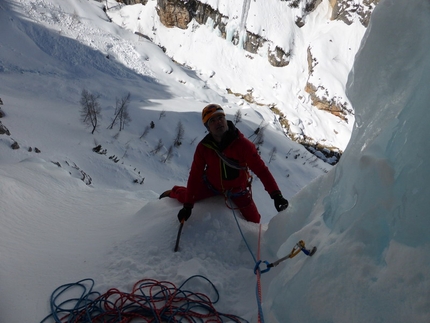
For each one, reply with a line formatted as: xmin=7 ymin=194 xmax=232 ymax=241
xmin=170 ymin=184 xmax=261 ymax=223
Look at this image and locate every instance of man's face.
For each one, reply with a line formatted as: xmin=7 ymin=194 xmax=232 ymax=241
xmin=207 ymin=115 xmax=228 ymax=138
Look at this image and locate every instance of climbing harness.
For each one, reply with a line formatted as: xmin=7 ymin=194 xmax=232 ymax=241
xmin=202 ymin=142 xmax=248 ymax=171
xmin=203 ymin=173 xmax=253 ymax=211
xmin=40 ymin=275 xmax=249 ymax=323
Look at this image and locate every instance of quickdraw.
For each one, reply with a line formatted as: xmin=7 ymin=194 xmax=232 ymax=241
xmin=254 ymin=240 xmax=317 ymax=274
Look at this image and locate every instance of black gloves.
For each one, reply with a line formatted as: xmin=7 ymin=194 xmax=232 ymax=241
xmin=271 ymin=191 xmax=289 ymax=212
xmin=177 ymin=204 xmax=193 ymax=223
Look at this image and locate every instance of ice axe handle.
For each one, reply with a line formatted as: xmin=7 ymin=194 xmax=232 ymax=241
xmin=174 ymin=220 xmax=184 ymax=252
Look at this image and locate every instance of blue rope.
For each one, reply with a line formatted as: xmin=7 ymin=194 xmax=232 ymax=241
xmin=41 ymin=278 xmax=100 ymax=323
xmin=231 ymin=205 xmax=258 ymax=263
xmin=40 ymin=275 xmax=249 ymax=323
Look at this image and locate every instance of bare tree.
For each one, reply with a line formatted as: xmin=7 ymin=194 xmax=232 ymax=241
xmin=108 ymin=92 xmax=131 ymax=131
xmin=268 ymin=146 xmax=277 ymax=164
xmin=190 ymin=137 xmax=198 ymax=145
xmin=118 ymin=94 xmax=131 ymax=131
xmin=159 ymin=110 xmax=166 ymax=120
xmin=173 ymin=121 xmax=184 ymax=147
xmin=248 ymin=121 xmax=266 ymax=139
xmin=80 ymin=89 xmax=101 ymax=134
xmin=254 ymin=126 xmax=265 ymax=146
xmin=122 ymin=144 xmax=130 ymax=158
xmin=140 ymin=125 xmax=150 ymax=139
xmin=163 ymin=145 xmax=174 ymax=163
xmin=151 ymin=139 xmax=163 ymax=154
xmin=234 ymin=109 xmax=242 ymax=125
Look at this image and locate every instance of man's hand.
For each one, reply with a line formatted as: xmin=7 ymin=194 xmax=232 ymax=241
xmin=271 ymin=191 xmax=289 ymax=212
xmin=177 ymin=205 xmax=193 ymax=223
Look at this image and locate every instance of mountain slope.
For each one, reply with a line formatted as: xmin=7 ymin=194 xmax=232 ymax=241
xmin=109 ymin=0 xmax=371 ymax=151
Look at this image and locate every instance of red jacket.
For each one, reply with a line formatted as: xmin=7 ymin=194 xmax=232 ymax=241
xmin=185 ymin=121 xmax=280 ymax=205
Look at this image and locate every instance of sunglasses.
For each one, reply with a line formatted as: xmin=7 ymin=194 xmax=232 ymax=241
xmin=208 ymin=115 xmax=225 ymax=125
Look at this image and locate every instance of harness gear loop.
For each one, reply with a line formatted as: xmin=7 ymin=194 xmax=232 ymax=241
xmin=202 ymin=174 xmax=253 ymax=210
xmin=202 ymin=139 xmax=254 ymax=210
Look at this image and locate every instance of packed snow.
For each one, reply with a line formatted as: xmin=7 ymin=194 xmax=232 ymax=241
xmin=0 ymin=0 xmax=429 ymax=322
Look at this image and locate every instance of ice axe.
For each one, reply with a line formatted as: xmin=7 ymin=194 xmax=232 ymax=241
xmin=174 ymin=220 xmax=184 ymax=252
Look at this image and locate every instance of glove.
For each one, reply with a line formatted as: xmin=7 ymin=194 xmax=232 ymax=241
xmin=177 ymin=204 xmax=193 ymax=223
xmin=271 ymin=191 xmax=289 ymax=212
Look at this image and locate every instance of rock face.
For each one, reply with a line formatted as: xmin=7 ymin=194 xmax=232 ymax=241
xmin=330 ymin=0 xmax=380 ymax=27
xmin=305 ymin=46 xmax=352 ymax=121
xmin=305 ymin=82 xmax=350 ymax=121
xmin=304 ymin=0 xmax=380 ymax=121
xmin=117 ymin=0 xmax=148 ymax=5
xmin=156 ymin=0 xmax=293 ymax=67
xmin=154 ymin=0 xmax=378 ymax=64
xmin=0 ymin=121 xmax=10 ymax=135
xmin=124 ymin=0 xmax=378 ymax=137
xmin=156 ymin=0 xmax=191 ymax=28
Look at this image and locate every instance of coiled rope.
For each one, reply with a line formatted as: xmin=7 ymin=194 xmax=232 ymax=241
xmin=40 ymin=275 xmax=248 ymax=323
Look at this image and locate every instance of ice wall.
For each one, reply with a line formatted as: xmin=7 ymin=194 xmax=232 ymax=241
xmin=264 ymin=0 xmax=430 ymax=322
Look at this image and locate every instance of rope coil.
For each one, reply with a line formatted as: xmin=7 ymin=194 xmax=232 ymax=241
xmin=40 ymin=275 xmax=248 ymax=323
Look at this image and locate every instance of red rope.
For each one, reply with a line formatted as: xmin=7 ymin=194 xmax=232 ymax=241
xmin=45 ymin=276 xmax=248 ymax=323
xmin=256 ymin=224 xmax=264 ymax=323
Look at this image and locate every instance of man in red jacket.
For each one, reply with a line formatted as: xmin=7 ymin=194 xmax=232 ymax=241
xmin=160 ymin=104 xmax=289 ymax=223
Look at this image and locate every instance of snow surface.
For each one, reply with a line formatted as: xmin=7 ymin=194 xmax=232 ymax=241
xmin=0 ymin=0 xmax=429 ymax=322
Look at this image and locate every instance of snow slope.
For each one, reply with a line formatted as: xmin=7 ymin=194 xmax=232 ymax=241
xmin=0 ymin=0 xmax=327 ymax=321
